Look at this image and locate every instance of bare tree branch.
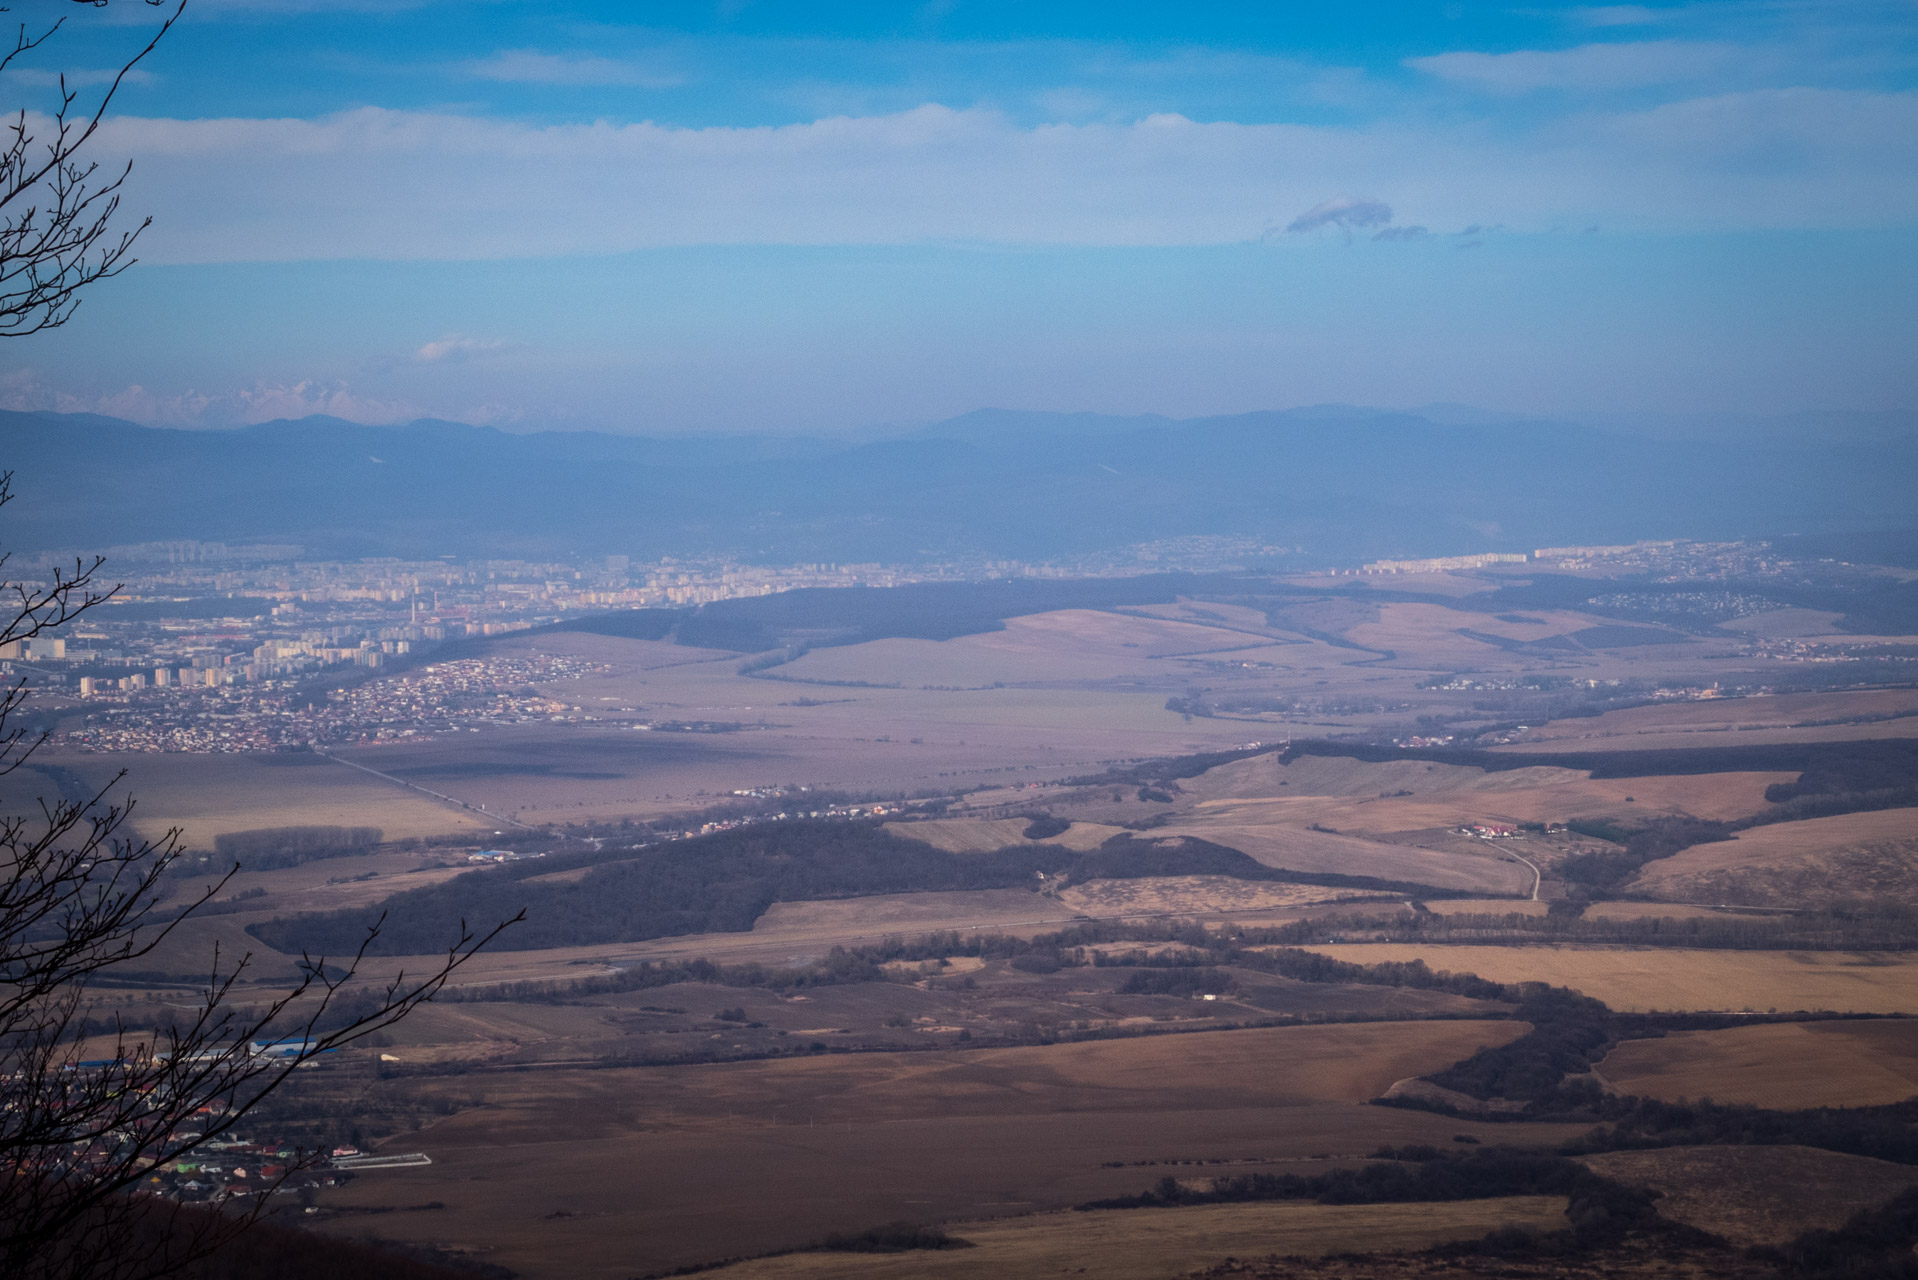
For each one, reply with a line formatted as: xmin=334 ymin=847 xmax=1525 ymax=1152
xmin=0 ymin=9 xmax=518 ymax=1275
xmin=0 ymin=1 xmax=184 ymax=337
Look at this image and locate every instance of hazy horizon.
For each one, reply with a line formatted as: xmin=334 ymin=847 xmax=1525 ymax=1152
xmin=0 ymin=0 xmax=1911 ymax=434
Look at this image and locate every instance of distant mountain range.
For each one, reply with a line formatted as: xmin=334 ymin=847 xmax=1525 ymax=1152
xmin=5 ymin=406 xmax=1913 ymax=564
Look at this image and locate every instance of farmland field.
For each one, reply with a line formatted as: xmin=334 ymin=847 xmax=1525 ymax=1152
xmin=1297 ymin=945 xmax=1918 ymax=1013
xmin=311 ymin=1021 xmax=1579 ymax=1279
xmin=1055 ymin=875 xmax=1360 ymax=915
xmin=1174 ymin=752 xmax=1786 ymax=831
xmin=1580 ymin=1145 xmax=1918 ymax=1245
xmin=700 ymin=1197 xmax=1572 ymax=1280
xmin=1511 ymin=688 xmax=1918 ymax=752
xmin=1156 ymin=816 xmax=1531 ymax=895
xmin=1627 ymin=807 xmax=1918 ymax=907
xmin=1596 ymin=1018 xmax=1918 ymax=1107
xmin=1581 ymin=901 xmax=1780 ymax=922
xmin=25 ymin=750 xmax=495 ymax=846
xmin=1423 ymin=898 xmax=1551 ymax=917
xmin=46 ymin=579 xmax=1918 ymax=1280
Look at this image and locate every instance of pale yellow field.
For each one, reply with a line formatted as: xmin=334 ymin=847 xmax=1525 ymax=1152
xmin=1299 ymin=944 xmax=1918 ymax=1013
xmin=32 ymin=594 xmax=1831 ymax=844
xmin=1159 ymin=816 xmax=1532 ymax=896
xmin=1715 ymin=608 xmax=1848 ymax=639
xmin=323 ymin=628 xmax=1275 ymax=825
xmin=1423 ymin=899 xmax=1552 ymax=917
xmin=1582 ymin=901 xmax=1779 ymax=922
xmin=32 ymin=750 xmax=494 ymax=846
xmin=1517 ymin=688 xmax=1918 ymax=747
xmin=1597 ymin=1018 xmax=1918 ymax=1107
xmin=1343 ymin=603 xmax=1612 ymax=663
xmin=776 ymin=609 xmax=1282 ymax=687
xmin=703 ymin=1197 xmax=1571 ymax=1280
xmin=1629 ymin=808 xmax=1918 ymax=907
xmin=749 ymin=890 xmax=1077 ymax=938
xmin=1180 ymin=751 xmax=1785 ymax=830
xmin=1122 ymin=600 xmax=1290 ymax=632
xmin=357 ymin=889 xmax=1091 ymax=989
xmin=1056 ymin=876 xmax=1358 ymax=916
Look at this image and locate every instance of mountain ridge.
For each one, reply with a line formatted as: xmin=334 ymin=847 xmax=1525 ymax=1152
xmin=9 ymin=406 xmax=1912 ymax=563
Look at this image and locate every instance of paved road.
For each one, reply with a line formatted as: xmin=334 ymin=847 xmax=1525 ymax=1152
xmin=314 ymin=751 xmax=539 ymax=833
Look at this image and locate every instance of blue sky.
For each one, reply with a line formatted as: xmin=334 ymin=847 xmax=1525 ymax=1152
xmin=0 ymin=0 xmax=1913 ymax=434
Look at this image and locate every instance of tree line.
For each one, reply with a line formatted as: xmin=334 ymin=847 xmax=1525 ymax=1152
xmin=250 ymin=823 xmax=1469 ymax=958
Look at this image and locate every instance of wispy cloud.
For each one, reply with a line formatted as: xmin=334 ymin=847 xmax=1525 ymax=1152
xmin=465 ymin=49 xmax=683 ymax=89
xmin=1408 ymin=40 xmax=1748 ymax=93
xmin=0 ymin=370 xmax=419 ymax=428
xmin=87 ymin=89 xmax=1918 ymax=264
xmin=1285 ymin=197 xmax=1393 ymax=234
xmin=2 ymin=67 xmax=156 ymax=89
xmin=415 ymin=335 xmax=509 ymax=364
xmin=1571 ymin=6 xmax=1667 ymax=27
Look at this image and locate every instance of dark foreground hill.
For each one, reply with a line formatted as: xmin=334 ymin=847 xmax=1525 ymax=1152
xmin=6 ymin=406 xmax=1914 ymax=563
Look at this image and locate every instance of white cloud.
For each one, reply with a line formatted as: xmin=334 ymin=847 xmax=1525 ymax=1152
xmin=415 ymin=335 xmax=508 ymax=363
xmin=2 ymin=67 xmax=156 ymax=89
xmin=80 ymin=90 xmax=1918 ymax=263
xmin=1408 ymin=40 xmax=1749 ymax=93
xmin=464 ymin=49 xmax=683 ymax=89
xmin=0 ymin=371 xmax=417 ymax=428
xmin=1571 ymin=6 xmax=1666 ymax=27
xmin=234 ymin=379 xmax=414 ymax=424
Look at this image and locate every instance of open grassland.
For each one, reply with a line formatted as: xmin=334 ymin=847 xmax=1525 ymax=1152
xmin=1176 ymin=752 xmax=1785 ymax=832
xmin=1628 ymin=807 xmax=1918 ymax=907
xmin=1515 ymin=688 xmax=1918 ymax=751
xmin=328 ymin=625 xmax=1275 ymax=824
xmin=1298 ymin=944 xmax=1918 ymax=1013
xmin=1498 ymin=689 xmax=1918 ymax=754
xmin=1343 ymin=602 xmax=1615 ymax=664
xmin=43 ymin=601 xmax=1828 ymax=839
xmin=1596 ymin=1018 xmax=1918 ymax=1107
xmin=701 ymin=1197 xmax=1572 ymax=1280
xmin=300 ymin=888 xmax=1096 ymax=993
xmin=1423 ymin=899 xmax=1551 ymax=917
xmin=313 ymin=1021 xmax=1581 ymax=1280
xmin=1056 ymin=876 xmax=1360 ymax=916
xmin=746 ymin=889 xmax=1078 ymax=941
xmin=1717 ymin=607 xmax=1848 ymax=638
xmin=1122 ymin=600 xmax=1289 ymax=631
xmin=1160 ymin=816 xmax=1531 ymax=896
xmin=27 ymin=751 xmax=494 ymax=846
xmin=1581 ymin=901 xmax=1781 ymax=922
xmin=366 ymin=954 xmax=1508 ymax=1070
xmin=774 ymin=608 xmax=1301 ymax=688
xmin=334 ymin=888 xmax=1092 ymax=989
xmin=1580 ymin=1145 xmax=1918 ymax=1246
